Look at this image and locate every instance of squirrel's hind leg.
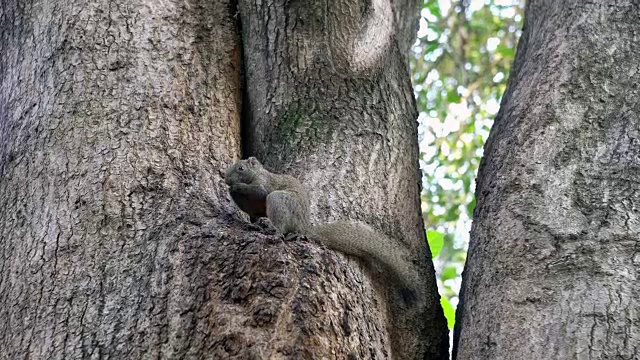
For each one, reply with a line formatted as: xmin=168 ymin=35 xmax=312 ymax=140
xmin=266 ymin=190 xmax=309 ymax=234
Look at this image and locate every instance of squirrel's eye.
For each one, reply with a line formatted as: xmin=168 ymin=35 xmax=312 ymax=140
xmin=238 ymin=166 xmax=244 ymax=171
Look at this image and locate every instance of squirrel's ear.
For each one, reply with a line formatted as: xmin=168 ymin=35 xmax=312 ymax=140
xmin=248 ymin=157 xmax=261 ymax=167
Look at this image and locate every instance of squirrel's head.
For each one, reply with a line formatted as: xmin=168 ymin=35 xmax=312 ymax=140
xmin=224 ymin=157 xmax=263 ymax=185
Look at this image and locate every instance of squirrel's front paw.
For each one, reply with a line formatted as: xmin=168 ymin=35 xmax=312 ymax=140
xmin=248 ymin=217 xmax=278 ymax=235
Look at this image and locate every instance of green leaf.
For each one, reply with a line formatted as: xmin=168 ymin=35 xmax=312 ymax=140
xmin=426 ymin=0 xmax=441 ymax=18
xmin=427 ymin=230 xmax=445 ymax=259
xmin=496 ymin=44 xmax=515 ymax=57
xmin=441 ymin=265 xmax=457 ymax=281
xmin=446 ymin=90 xmax=461 ymax=103
xmin=466 ymin=197 xmax=477 ymax=216
xmin=425 ymin=42 xmax=439 ymax=54
xmin=441 ymin=296 xmax=456 ymax=329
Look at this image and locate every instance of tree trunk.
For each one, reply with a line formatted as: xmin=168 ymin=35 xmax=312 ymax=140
xmin=238 ymin=0 xmax=447 ymax=358
xmin=454 ymin=1 xmax=640 ymax=359
xmin=0 ymin=0 xmax=244 ymax=357
xmin=0 ymin=0 xmax=447 ymax=359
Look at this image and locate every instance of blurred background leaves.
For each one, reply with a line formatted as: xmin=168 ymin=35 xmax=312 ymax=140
xmin=412 ymin=0 xmax=524 ymax=328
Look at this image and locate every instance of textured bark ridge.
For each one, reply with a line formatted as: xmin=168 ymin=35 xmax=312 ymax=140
xmin=454 ymin=1 xmax=640 ymax=359
xmin=238 ymin=0 xmax=448 ymax=358
xmin=0 ymin=0 xmax=243 ymax=357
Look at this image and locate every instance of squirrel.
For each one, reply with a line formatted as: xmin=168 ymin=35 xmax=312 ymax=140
xmin=224 ymin=157 xmax=420 ymax=304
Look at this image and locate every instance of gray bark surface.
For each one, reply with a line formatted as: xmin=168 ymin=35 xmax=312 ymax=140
xmin=454 ymin=1 xmax=640 ymax=359
xmin=238 ymin=0 xmax=448 ymax=358
xmin=1 ymin=0 xmax=448 ymax=359
xmin=0 ymin=0 xmax=244 ymax=357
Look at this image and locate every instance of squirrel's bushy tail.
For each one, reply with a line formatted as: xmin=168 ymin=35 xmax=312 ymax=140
xmin=308 ymin=221 xmax=420 ymax=305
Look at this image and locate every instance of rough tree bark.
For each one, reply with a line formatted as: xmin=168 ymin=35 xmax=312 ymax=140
xmin=0 ymin=0 xmax=447 ymax=359
xmin=0 ymin=0 xmax=244 ymax=357
xmin=238 ymin=0 xmax=447 ymax=358
xmin=454 ymin=1 xmax=640 ymax=359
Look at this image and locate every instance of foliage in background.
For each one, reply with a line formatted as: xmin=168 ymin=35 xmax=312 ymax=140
xmin=412 ymin=0 xmax=524 ymax=329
